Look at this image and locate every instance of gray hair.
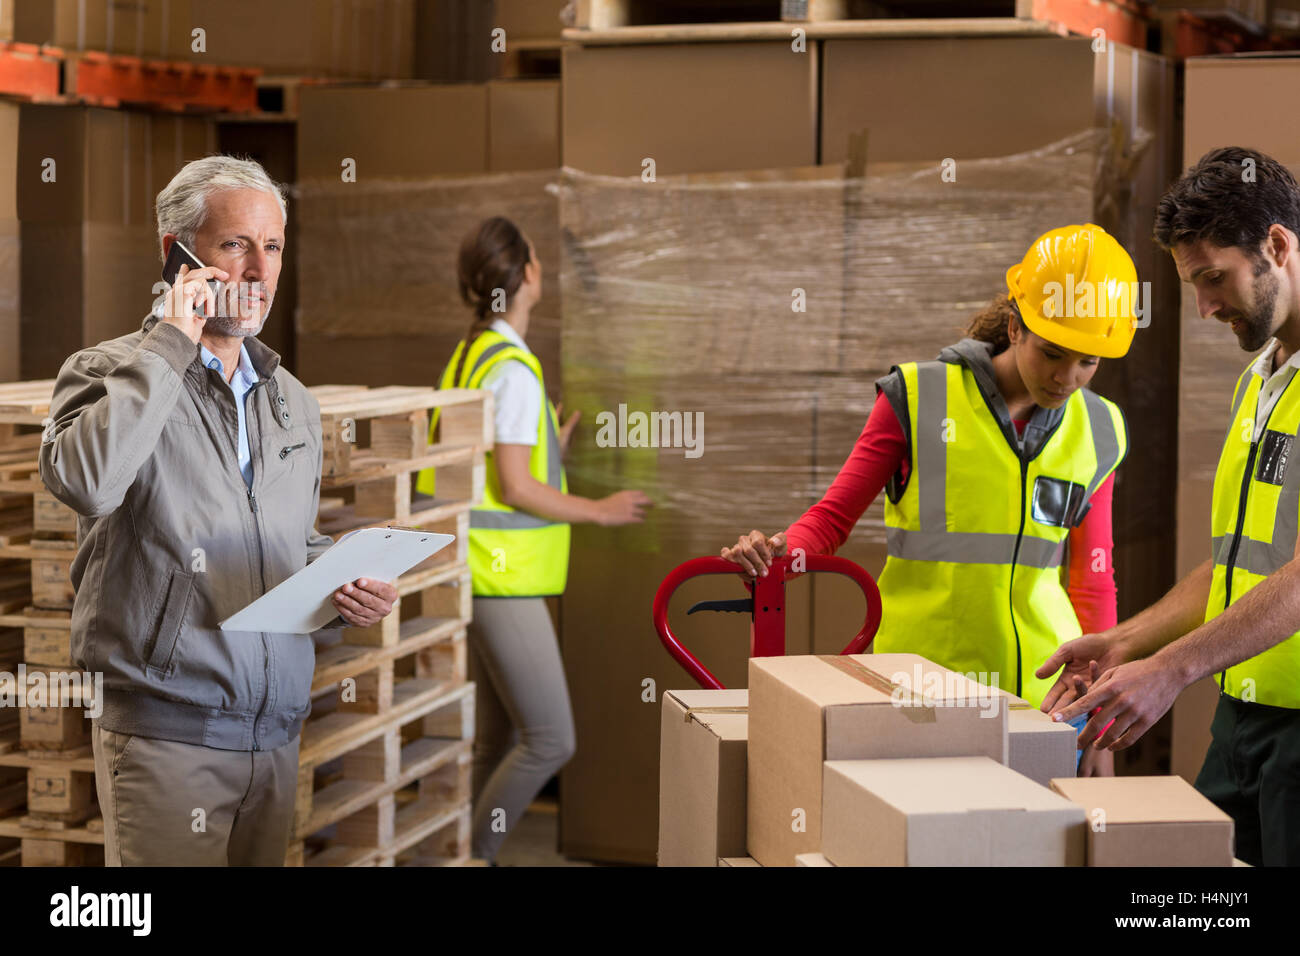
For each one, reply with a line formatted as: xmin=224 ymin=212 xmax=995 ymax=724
xmin=155 ymin=155 xmax=288 ymax=260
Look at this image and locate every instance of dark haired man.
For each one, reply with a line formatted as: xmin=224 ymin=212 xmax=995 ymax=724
xmin=1041 ymin=147 xmax=1300 ymax=866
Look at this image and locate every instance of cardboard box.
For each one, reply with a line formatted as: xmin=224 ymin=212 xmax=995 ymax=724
xmin=13 ymin=0 xmax=190 ymax=58
xmin=1002 ymin=693 xmax=1079 ymax=787
xmin=795 ymin=852 xmax=834 ymax=867
xmin=563 ymin=42 xmax=818 ymax=176
xmin=185 ymin=0 xmax=415 ymax=78
xmin=1050 ymin=776 xmax=1235 ymax=867
xmin=717 ymin=856 xmax=760 ymax=867
xmin=658 ymin=689 xmax=748 ymax=867
xmin=824 ymin=757 xmax=1086 ymax=867
xmin=748 ymin=653 xmax=1008 ymax=867
xmin=17 ymin=105 xmax=213 ymax=379
xmin=489 ymin=80 xmax=560 ymax=172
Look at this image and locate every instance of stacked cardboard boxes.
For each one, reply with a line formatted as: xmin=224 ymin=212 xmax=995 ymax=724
xmin=660 ymin=653 xmax=1235 ymax=867
xmin=16 ymin=105 xmax=214 ymax=381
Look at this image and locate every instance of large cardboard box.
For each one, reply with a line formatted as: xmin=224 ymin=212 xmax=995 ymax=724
xmin=824 ymin=757 xmax=1087 ymax=867
xmin=1175 ymin=53 xmax=1300 ymax=783
xmin=489 ymin=80 xmax=560 ymax=172
xmin=563 ymin=42 xmax=818 ymax=176
xmin=186 ymin=0 xmax=415 ymax=78
xmin=17 ymin=105 xmax=213 ymax=380
xmin=1051 ymin=776 xmax=1235 ymax=867
xmin=748 ymin=653 xmax=1008 ymax=867
xmin=658 ymin=689 xmax=748 ymax=867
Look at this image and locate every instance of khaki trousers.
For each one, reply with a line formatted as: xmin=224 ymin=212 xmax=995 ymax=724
xmin=91 ymin=721 xmax=299 ymax=866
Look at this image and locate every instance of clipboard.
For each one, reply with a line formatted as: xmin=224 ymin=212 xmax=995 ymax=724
xmin=219 ymin=527 xmax=455 ymax=634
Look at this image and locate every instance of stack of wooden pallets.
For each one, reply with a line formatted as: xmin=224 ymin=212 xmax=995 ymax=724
xmin=290 ymin=385 xmax=488 ymax=866
xmin=0 ymin=381 xmax=489 ymax=867
xmin=0 ymin=379 xmax=102 ymax=866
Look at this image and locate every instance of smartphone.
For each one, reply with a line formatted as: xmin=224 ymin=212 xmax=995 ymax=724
xmin=161 ymin=239 xmax=221 ymax=315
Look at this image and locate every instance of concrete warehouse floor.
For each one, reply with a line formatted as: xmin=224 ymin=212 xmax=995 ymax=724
xmin=494 ymin=798 xmax=596 ymax=868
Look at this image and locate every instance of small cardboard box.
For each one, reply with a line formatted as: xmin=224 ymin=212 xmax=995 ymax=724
xmin=795 ymin=852 xmax=835 ymax=867
xmin=717 ymin=856 xmax=761 ymax=867
xmin=1004 ymin=694 xmax=1078 ymax=787
xmin=748 ymin=653 xmax=1008 ymax=867
xmin=658 ymin=689 xmax=748 ymax=867
xmin=824 ymin=757 xmax=1087 ymax=867
xmin=1050 ymin=776 xmax=1235 ymax=867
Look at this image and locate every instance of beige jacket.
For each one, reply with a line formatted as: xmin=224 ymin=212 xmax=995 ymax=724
xmin=40 ymin=314 xmax=334 ymax=751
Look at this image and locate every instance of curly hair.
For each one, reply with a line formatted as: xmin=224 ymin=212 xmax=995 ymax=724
xmin=966 ymin=295 xmax=1023 ymax=352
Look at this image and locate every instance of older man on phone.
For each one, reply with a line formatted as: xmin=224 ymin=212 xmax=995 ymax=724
xmin=39 ymin=155 xmax=398 ymax=866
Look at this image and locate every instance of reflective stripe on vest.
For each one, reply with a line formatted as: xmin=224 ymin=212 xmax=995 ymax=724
xmin=874 ymin=360 xmax=1127 ymax=707
xmin=1207 ymin=358 xmax=1300 ymax=708
xmin=414 ymin=330 xmax=570 ymax=596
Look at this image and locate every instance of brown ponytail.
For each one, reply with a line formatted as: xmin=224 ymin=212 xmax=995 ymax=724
xmin=966 ymin=295 xmax=1023 ymax=354
xmin=450 ymin=216 xmax=532 ymax=387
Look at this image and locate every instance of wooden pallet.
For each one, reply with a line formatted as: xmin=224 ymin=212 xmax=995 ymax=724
xmin=311 ymin=386 xmax=488 ymax=539
xmin=499 ymin=38 xmax=563 ymax=79
xmin=248 ymin=74 xmax=339 ymax=118
xmin=0 ymin=814 xmax=105 ymax=866
xmin=0 ymin=42 xmax=62 ymax=101
xmin=0 ymin=748 xmax=97 ymax=826
xmin=0 ymin=607 xmax=74 ymax=668
xmin=289 ymin=680 xmax=475 ymax=867
xmin=63 ymin=51 xmax=260 ymax=112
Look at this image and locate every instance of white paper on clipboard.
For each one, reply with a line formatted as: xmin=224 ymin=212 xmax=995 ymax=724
xmin=219 ymin=528 xmax=454 ymax=634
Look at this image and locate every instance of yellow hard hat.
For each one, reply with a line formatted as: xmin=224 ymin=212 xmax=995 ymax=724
xmin=1005 ymin=224 xmax=1140 ymax=359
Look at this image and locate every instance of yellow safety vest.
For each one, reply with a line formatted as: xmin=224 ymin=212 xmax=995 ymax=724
xmin=1207 ymin=358 xmax=1300 ymax=708
xmin=875 ymin=360 xmax=1127 ymax=707
xmin=415 ymin=330 xmax=570 ymax=597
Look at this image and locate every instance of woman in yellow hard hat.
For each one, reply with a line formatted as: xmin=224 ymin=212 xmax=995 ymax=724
xmin=722 ymin=224 xmax=1142 ymax=775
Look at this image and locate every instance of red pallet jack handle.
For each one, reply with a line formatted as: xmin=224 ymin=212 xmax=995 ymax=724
xmin=652 ymin=553 xmax=883 ymax=689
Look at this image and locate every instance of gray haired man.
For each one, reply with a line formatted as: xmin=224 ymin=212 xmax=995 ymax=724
xmin=39 ymin=156 xmax=399 ymax=865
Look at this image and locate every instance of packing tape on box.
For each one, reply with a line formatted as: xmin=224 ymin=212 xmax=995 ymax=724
xmin=682 ymin=705 xmax=748 ymax=725
xmin=817 ymin=655 xmax=936 ymax=724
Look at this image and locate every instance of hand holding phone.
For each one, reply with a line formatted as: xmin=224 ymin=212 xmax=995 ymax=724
xmin=160 ymin=241 xmax=229 ymax=344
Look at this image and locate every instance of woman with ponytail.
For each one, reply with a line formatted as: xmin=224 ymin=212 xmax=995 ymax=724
xmin=417 ymin=217 xmax=651 ymax=862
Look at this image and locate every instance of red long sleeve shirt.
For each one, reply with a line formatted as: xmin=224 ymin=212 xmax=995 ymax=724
xmin=785 ymin=391 xmax=1118 ymax=634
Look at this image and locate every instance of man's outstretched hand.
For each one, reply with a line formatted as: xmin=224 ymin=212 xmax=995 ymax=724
xmin=1036 ymin=631 xmax=1127 ymax=714
xmin=1049 ymin=655 xmax=1186 ymax=751
xmin=332 ymin=578 xmax=398 ymax=627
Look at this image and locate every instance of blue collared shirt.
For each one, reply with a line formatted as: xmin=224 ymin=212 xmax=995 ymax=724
xmin=200 ymin=343 xmax=258 ymax=489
